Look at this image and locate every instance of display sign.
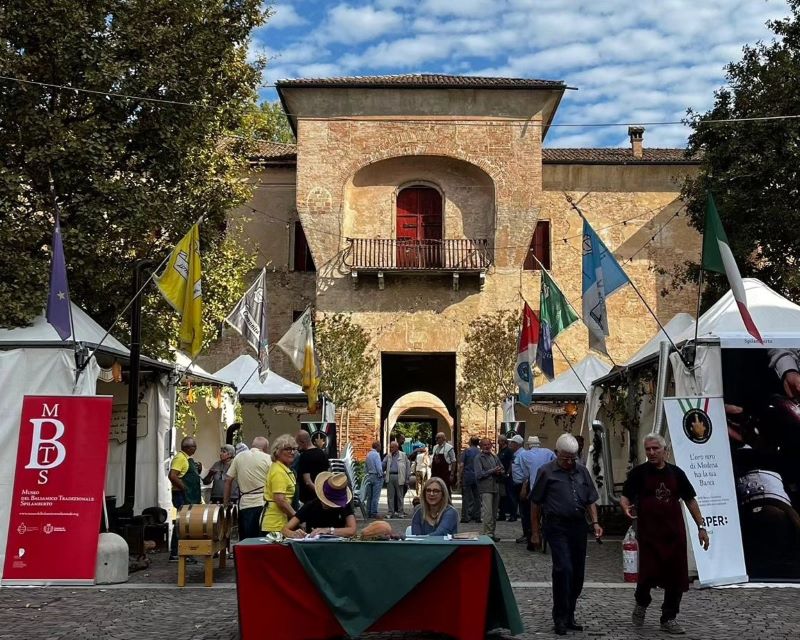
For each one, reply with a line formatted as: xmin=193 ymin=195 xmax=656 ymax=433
xmin=2 ymin=395 xmax=113 ymax=585
xmin=301 ymin=422 xmax=337 ymax=459
xmin=109 ymin=403 xmax=148 ymax=443
xmin=664 ymin=396 xmax=748 ymax=587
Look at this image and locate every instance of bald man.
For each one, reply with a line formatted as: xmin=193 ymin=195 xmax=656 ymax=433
xmin=168 ymin=436 xmax=202 ymax=561
xmin=225 ymin=436 xmax=271 ymax=540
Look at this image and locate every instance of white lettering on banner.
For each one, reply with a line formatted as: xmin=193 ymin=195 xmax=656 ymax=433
xmin=41 ymin=403 xmax=59 ymax=418
xmin=664 ymin=397 xmax=748 ymax=587
xmin=24 ymin=419 xmax=67 ymax=470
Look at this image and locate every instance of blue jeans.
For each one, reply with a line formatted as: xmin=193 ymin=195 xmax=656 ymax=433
xmin=365 ymin=474 xmax=383 ymax=516
xmin=169 ymin=491 xmax=187 ymax=557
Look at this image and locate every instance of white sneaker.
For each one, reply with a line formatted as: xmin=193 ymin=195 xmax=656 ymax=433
xmin=660 ymin=619 xmax=685 ymax=635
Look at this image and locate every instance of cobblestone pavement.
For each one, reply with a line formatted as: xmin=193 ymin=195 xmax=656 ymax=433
xmin=1 ymin=493 xmax=798 ymax=639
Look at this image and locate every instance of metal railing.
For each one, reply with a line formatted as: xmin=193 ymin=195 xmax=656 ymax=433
xmin=344 ymin=238 xmax=492 ymax=271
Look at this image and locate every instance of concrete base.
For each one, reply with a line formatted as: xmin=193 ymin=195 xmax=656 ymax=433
xmin=95 ymin=533 xmax=129 ymax=584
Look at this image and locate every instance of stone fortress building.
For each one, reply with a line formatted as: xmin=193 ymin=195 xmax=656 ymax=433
xmin=201 ymin=74 xmax=700 ymax=457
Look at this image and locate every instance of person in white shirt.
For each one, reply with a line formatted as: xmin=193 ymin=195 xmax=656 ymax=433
xmin=224 ymin=436 xmax=271 ymax=540
xmin=383 ymin=441 xmax=410 ymax=518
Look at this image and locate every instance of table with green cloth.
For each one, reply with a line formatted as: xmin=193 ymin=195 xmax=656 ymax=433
xmin=234 ymin=535 xmax=523 ymax=640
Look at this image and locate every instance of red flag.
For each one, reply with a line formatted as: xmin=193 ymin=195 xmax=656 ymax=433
xmin=514 ymin=302 xmax=540 ymax=406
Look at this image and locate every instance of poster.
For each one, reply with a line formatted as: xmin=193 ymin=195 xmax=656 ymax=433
xmin=664 ymin=396 xmax=748 ymax=587
xmin=301 ymin=421 xmax=338 ymax=459
xmin=719 ymin=348 xmax=800 ymax=579
xmin=2 ymin=395 xmax=113 ymax=585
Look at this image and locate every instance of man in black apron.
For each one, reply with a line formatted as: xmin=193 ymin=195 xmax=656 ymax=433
xmin=168 ymin=436 xmax=202 ymax=561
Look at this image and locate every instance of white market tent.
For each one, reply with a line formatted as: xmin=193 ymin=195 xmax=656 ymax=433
xmin=214 ymin=354 xmax=305 ymax=401
xmin=533 ymin=355 xmax=612 ymax=400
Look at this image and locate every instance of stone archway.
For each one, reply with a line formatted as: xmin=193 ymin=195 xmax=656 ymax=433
xmin=387 ymin=391 xmax=454 ymax=444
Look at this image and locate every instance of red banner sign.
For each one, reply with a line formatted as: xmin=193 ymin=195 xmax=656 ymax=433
xmin=2 ymin=395 xmax=112 ymax=584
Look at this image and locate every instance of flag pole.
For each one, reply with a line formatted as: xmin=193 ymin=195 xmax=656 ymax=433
xmin=529 ymin=252 xmax=617 ymax=368
xmin=563 ymin=193 xmax=687 ymax=366
xmin=552 ymin=341 xmax=588 ymax=393
xmin=77 ymin=214 xmax=205 ymax=374
xmin=693 ymin=199 xmax=707 ymax=353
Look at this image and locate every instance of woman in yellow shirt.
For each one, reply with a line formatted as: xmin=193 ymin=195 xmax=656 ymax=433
xmin=262 ymin=434 xmax=298 ymax=533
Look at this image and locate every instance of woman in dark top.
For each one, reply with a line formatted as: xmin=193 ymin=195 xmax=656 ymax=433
xmin=282 ymin=472 xmax=357 ymax=538
xmin=411 ymin=477 xmax=459 ymax=536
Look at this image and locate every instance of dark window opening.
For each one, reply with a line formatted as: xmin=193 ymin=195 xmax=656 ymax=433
xmin=292 ymin=310 xmax=304 ymax=322
xmin=523 ymin=220 xmax=551 ymax=270
xmin=293 ymin=221 xmax=315 ymax=272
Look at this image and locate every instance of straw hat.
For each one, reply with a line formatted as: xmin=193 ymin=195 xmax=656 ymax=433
xmin=314 ymin=472 xmax=353 ymax=508
xmin=527 ymin=436 xmax=541 ymax=448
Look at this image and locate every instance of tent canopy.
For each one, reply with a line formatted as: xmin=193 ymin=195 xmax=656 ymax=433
xmin=675 ymin=278 xmax=800 ymax=348
xmin=214 ymin=354 xmax=305 ymax=401
xmin=532 ymin=354 xmax=612 ymax=400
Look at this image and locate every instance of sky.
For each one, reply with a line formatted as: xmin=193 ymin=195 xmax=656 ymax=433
xmin=252 ymin=0 xmax=789 ymax=148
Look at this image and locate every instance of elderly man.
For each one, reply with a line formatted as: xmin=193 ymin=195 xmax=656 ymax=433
xmin=458 ymin=437 xmax=481 ymax=523
xmin=296 ymin=429 xmax=330 ymax=505
xmin=383 ymin=441 xmax=410 ymax=518
xmin=168 ymin=437 xmax=202 ymax=562
xmin=474 ymin=437 xmax=504 ymax=541
xmin=364 ymin=441 xmax=384 ymax=518
xmin=530 ymin=434 xmax=603 ymax=635
xmin=224 ymin=436 xmax=271 ymax=540
xmin=621 ymin=434 xmax=709 ymax=635
xmin=431 ymin=432 xmax=457 ymax=490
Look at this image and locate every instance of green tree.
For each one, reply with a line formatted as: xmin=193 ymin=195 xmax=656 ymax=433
xmin=457 ymin=310 xmax=519 ymax=431
xmin=0 ymin=0 xmax=268 ymax=356
xmin=315 ymin=313 xmax=377 ymax=412
xmin=680 ymin=0 xmax=800 ymax=305
xmin=239 ymin=100 xmax=294 ymax=144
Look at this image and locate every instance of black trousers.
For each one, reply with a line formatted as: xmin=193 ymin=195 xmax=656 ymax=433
xmin=635 ymin=583 xmax=683 ymax=623
xmin=238 ymin=506 xmax=263 ymax=541
xmin=544 ymin=519 xmax=587 ymax=625
xmin=513 ymin=483 xmax=531 ymax=536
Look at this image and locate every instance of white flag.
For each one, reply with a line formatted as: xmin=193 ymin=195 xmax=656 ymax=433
xmin=277 ymin=308 xmax=320 ymax=412
xmin=225 ymin=268 xmax=269 ymax=382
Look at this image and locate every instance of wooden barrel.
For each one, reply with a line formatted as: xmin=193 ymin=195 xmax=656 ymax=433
xmin=177 ymin=504 xmax=223 ymax=540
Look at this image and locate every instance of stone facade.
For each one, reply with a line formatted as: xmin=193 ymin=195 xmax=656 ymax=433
xmin=203 ymin=76 xmax=701 ymax=458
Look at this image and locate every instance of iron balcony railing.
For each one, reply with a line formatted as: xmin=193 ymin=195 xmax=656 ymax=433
xmin=344 ymin=238 xmax=492 ymax=271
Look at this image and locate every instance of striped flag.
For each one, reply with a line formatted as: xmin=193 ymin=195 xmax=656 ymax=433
xmin=702 ymin=193 xmax=763 ymax=343
xmin=514 ymin=302 xmax=539 ymax=407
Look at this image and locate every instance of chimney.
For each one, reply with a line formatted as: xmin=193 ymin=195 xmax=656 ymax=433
xmin=628 ymin=126 xmax=644 ymax=159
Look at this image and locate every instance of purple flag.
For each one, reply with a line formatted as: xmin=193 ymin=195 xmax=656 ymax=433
xmin=46 ymin=215 xmax=72 ymax=340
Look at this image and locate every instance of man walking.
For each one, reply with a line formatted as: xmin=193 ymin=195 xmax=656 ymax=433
xmin=530 ymin=434 xmax=603 ymax=635
xmin=168 ymin=437 xmax=202 ymax=561
xmin=509 ymin=434 xmax=531 ymax=542
xmin=296 ymin=430 xmax=329 ymax=505
xmin=383 ymin=441 xmax=410 ymax=517
xmin=621 ymin=434 xmax=710 ymax=635
xmin=521 ymin=436 xmax=556 ymax=548
xmin=364 ymin=441 xmax=384 ymax=518
xmin=458 ymin=437 xmax=481 ymax=523
xmin=474 ymin=437 xmax=504 ymax=541
xmin=224 ymin=436 xmax=271 ymax=540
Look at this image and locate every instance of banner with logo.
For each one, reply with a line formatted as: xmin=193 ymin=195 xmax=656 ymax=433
xmin=664 ymin=396 xmax=748 ymax=587
xmin=301 ymin=421 xmax=337 ymax=459
xmin=2 ymin=395 xmax=113 ymax=584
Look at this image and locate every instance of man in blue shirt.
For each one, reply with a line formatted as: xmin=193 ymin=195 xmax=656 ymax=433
xmin=519 ymin=436 xmax=556 ymax=548
xmin=364 ymin=441 xmax=384 ymax=518
xmin=458 ymin=437 xmax=481 ymax=523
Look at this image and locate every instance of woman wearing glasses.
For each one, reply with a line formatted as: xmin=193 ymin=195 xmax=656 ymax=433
xmin=411 ymin=477 xmax=459 ymax=536
xmin=261 ymin=434 xmax=298 ymax=534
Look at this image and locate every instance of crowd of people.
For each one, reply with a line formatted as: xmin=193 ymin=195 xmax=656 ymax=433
xmin=168 ymin=429 xmax=709 ymax=636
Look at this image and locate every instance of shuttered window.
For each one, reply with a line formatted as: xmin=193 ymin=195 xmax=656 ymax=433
xmin=523 ymin=220 xmax=551 ymax=270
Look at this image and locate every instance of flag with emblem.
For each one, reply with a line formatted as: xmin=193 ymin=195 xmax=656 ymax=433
xmin=514 ymin=302 xmax=539 ymax=407
xmin=225 ymin=268 xmax=269 ymax=382
xmin=45 ymin=214 xmax=73 ymax=340
xmin=277 ymin=308 xmax=320 ymax=412
xmin=536 ymin=270 xmax=579 ymax=381
xmin=155 ymin=223 xmax=203 ymax=357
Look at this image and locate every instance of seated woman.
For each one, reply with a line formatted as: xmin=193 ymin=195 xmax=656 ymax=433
xmin=282 ymin=472 xmax=357 ymax=538
xmin=411 ymin=477 xmax=459 ymax=536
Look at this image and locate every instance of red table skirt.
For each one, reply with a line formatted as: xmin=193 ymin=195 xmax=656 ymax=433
xmin=235 ymin=542 xmax=493 ymax=640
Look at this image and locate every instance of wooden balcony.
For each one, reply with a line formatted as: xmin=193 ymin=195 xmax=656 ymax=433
xmin=344 ymin=238 xmax=492 ymax=290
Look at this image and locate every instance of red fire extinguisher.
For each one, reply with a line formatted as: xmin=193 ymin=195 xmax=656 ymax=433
xmin=622 ymin=525 xmax=639 ymax=583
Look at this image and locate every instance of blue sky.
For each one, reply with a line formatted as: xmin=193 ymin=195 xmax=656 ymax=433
xmin=252 ymin=0 xmax=788 ymax=148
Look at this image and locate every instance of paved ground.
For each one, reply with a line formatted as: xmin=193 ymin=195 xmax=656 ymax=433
xmin=1 ymin=490 xmax=798 ymax=639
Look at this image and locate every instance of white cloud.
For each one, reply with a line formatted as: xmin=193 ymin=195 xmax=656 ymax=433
xmin=319 ymin=4 xmax=403 ymax=44
xmin=264 ymin=4 xmax=307 ymax=29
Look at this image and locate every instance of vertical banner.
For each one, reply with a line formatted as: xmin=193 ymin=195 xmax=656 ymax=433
xmin=664 ymin=396 xmax=748 ymax=586
xmin=2 ymin=395 xmax=113 ymax=585
xmin=301 ymin=421 xmax=338 ymax=459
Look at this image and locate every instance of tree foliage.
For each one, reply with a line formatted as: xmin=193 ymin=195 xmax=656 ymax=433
xmin=240 ymin=100 xmax=294 ymax=144
xmin=458 ymin=310 xmax=518 ymax=414
xmin=0 ymin=0 xmax=269 ymax=357
xmin=315 ymin=314 xmax=376 ymax=410
xmin=681 ymin=0 xmax=800 ymax=305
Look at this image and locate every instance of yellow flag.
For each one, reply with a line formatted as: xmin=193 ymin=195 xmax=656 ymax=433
xmin=155 ymin=223 xmax=203 ymax=357
xmin=277 ymin=308 xmax=319 ymax=412
xmin=302 ymin=337 xmax=320 ymax=413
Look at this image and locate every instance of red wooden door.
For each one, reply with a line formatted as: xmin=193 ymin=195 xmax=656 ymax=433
xmin=396 ymin=187 xmax=442 ymax=267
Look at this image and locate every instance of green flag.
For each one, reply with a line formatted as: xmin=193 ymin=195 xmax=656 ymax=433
xmin=536 ymin=270 xmax=579 ymax=380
